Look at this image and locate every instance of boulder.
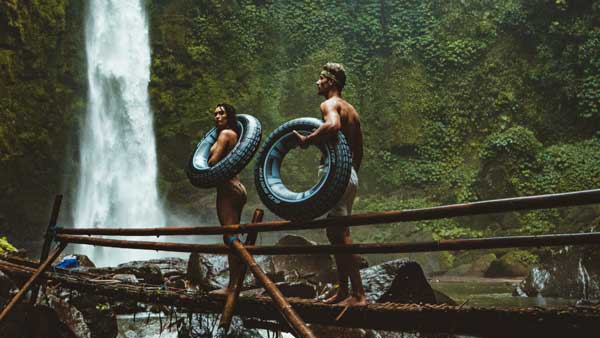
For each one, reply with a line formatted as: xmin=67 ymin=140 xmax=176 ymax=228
xmin=515 ymin=246 xmax=600 ymax=299
xmin=485 ymin=251 xmax=532 ymax=278
xmin=0 ymin=270 xmax=17 ymax=304
xmin=186 ymin=252 xmax=216 ymax=290
xmin=260 ymin=282 xmax=316 ymax=299
xmin=0 ymin=304 xmax=78 ymax=338
xmin=361 ymin=259 xmax=440 ymax=304
xmin=113 ymin=261 xmax=163 ymax=285
xmin=270 ymin=234 xmax=336 ymax=283
xmin=445 ymin=253 xmax=496 ymax=277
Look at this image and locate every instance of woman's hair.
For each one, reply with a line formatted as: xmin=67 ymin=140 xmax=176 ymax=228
xmin=216 ymin=103 xmax=239 ymax=132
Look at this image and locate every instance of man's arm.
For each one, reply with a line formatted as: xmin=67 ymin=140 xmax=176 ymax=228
xmin=208 ymin=130 xmax=237 ymax=166
xmin=294 ymin=100 xmax=341 ymax=146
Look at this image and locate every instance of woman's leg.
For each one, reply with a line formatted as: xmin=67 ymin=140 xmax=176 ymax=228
xmin=213 ymin=184 xmax=247 ymax=294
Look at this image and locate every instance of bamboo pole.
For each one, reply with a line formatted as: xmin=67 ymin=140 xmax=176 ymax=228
xmin=219 ymin=209 xmax=264 ymax=333
xmin=57 ymin=231 xmax=600 ymax=255
xmin=228 ymin=237 xmax=316 ymax=338
xmin=56 ymin=188 xmax=600 ymax=236
xmin=32 ymin=194 xmax=62 ymax=303
xmin=0 ymin=242 xmax=67 ymax=323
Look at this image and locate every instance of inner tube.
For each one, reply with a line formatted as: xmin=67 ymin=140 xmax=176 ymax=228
xmin=186 ymin=114 xmax=262 ymax=188
xmin=254 ymin=117 xmax=352 ymax=221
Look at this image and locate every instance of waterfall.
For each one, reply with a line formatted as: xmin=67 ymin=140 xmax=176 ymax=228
xmin=73 ymin=0 xmax=165 ymax=266
xmin=578 ymin=258 xmax=591 ymax=301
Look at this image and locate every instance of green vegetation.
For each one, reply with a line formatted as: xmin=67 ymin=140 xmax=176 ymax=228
xmin=0 ymin=236 xmax=17 ymax=254
xmin=1 ymin=0 xmax=599 ymax=271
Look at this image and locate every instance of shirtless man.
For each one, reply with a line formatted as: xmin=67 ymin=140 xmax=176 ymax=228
xmin=293 ymin=62 xmax=367 ymax=306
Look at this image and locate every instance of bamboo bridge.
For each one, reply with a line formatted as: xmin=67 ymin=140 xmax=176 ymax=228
xmin=2 ymin=189 xmax=600 ymax=337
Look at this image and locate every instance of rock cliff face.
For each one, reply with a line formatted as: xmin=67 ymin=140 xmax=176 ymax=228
xmin=0 ymin=0 xmax=85 ymax=253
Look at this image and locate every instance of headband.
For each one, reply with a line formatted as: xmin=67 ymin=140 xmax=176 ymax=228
xmin=320 ymin=70 xmax=337 ymax=83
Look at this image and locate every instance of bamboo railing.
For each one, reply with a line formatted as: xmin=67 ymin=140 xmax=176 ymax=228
xmin=56 ymin=188 xmax=600 ymax=236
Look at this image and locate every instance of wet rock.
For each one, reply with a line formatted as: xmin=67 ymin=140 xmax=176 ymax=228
xmin=361 ymin=259 xmax=446 ymax=304
xmin=112 ymin=274 xmax=139 ymax=284
xmin=445 ymin=253 xmax=496 ymax=277
xmin=204 ymin=253 xmax=274 ymax=290
xmin=67 ymin=291 xmax=118 ymax=338
xmin=45 ymin=294 xmax=92 ymax=338
xmin=260 ymin=281 xmax=316 ymax=298
xmin=186 ymin=252 xmax=216 ymax=290
xmin=0 ymin=270 xmax=17 ymax=304
xmin=376 ymin=260 xmax=437 ymax=304
xmin=271 ymin=234 xmax=336 ymax=283
xmin=72 ymin=254 xmax=96 ymax=268
xmin=516 ymin=246 xmax=600 ymax=299
xmin=485 ymin=250 xmax=532 ymax=278
xmin=432 ymin=289 xmax=458 ymax=306
xmin=310 ymin=325 xmax=381 ymax=338
xmin=114 ymin=261 xmax=163 ymax=285
xmin=0 ymin=303 xmax=77 ymax=338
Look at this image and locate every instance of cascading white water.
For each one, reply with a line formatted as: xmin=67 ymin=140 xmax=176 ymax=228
xmin=73 ymin=0 xmax=165 ymax=266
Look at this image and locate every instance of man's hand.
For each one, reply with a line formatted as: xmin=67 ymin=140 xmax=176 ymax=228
xmin=293 ymin=130 xmax=309 ymax=149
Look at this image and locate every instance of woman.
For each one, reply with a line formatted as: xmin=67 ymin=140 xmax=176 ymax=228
xmin=208 ymin=103 xmax=247 ymax=295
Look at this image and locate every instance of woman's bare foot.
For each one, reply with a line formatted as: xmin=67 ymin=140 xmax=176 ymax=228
xmin=322 ymin=290 xmax=350 ymax=304
xmin=337 ymin=295 xmax=368 ymax=307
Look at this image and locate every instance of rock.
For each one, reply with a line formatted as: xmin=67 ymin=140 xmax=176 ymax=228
xmin=72 ymin=254 xmax=96 ymax=268
xmin=310 ymin=324 xmax=380 ymax=338
xmin=67 ymin=291 xmax=118 ymax=338
xmin=433 ymin=289 xmax=458 ymax=306
xmin=186 ymin=252 xmax=216 ymax=290
xmin=0 ymin=270 xmax=17 ymax=304
xmin=0 ymin=303 xmax=78 ymax=338
xmin=445 ymin=253 xmax=496 ymax=277
xmin=271 ymin=234 xmax=336 ymax=283
xmin=114 ymin=261 xmax=163 ymax=285
xmin=362 ymin=259 xmax=438 ymax=304
xmin=376 ymin=260 xmax=437 ymax=304
xmin=260 ymin=282 xmax=316 ymax=298
xmin=485 ymin=250 xmax=533 ymax=277
xmin=45 ymin=294 xmax=91 ymax=338
xmin=516 ymin=246 xmax=600 ymax=299
xmin=112 ymin=274 xmax=139 ymax=284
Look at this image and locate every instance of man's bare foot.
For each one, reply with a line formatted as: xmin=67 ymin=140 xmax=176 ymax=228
xmin=337 ymin=295 xmax=368 ymax=307
xmin=209 ymin=287 xmax=230 ymax=295
xmin=322 ymin=290 xmax=349 ymax=304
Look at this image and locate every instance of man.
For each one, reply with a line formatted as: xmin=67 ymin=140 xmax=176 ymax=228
xmin=293 ymin=62 xmax=366 ymax=306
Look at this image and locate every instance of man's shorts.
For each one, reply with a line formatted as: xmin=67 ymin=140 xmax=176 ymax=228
xmin=318 ymin=165 xmax=358 ymax=217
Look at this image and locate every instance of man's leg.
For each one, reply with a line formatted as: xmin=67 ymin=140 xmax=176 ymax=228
xmin=337 ymin=227 xmax=367 ymax=306
xmin=323 ymin=226 xmax=350 ymax=304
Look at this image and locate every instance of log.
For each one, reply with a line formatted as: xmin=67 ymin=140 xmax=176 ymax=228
xmin=219 ymin=209 xmax=263 ymax=333
xmin=57 ymin=231 xmax=600 ymax=255
xmin=0 ymin=243 xmax=67 ymax=323
xmin=1 ymin=259 xmax=598 ymax=337
xmin=56 ymin=188 xmax=600 ymax=236
xmin=32 ymin=194 xmax=62 ymax=303
xmin=229 ymin=238 xmax=316 ymax=338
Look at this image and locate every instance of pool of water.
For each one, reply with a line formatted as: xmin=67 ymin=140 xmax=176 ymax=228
xmin=430 ymin=277 xmax=577 ymax=308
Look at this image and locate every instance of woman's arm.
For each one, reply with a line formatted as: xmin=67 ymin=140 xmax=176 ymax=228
xmin=208 ymin=129 xmax=238 ymax=166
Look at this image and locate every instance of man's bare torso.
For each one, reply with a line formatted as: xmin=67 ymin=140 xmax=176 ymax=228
xmin=322 ymin=97 xmax=363 ymax=170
